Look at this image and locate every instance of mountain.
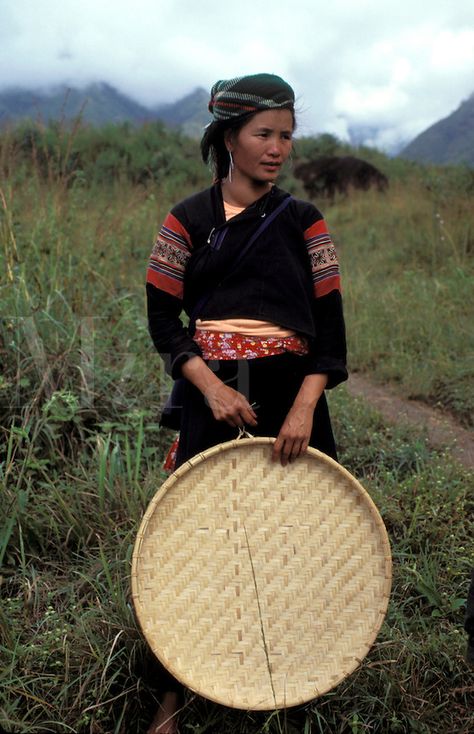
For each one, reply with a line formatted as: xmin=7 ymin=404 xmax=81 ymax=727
xmin=152 ymin=88 xmax=211 ymax=137
xmin=2 ymin=82 xmax=472 ymax=164
xmin=0 ymin=82 xmax=211 ymax=135
xmin=400 ymin=93 xmax=474 ymax=166
xmin=0 ymin=82 xmax=152 ymax=126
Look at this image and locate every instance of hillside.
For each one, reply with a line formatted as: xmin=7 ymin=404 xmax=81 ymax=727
xmin=0 ymin=82 xmax=210 ymax=135
xmin=0 ymin=83 xmax=151 ymax=126
xmin=400 ymin=93 xmax=474 ymax=166
xmin=152 ymin=87 xmax=211 ymax=137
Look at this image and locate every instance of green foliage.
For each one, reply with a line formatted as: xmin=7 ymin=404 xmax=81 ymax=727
xmin=1 ymin=119 xmax=208 ymax=189
xmin=293 ymin=133 xmax=350 ymax=159
xmin=1 ymin=389 xmax=472 ymax=732
xmin=327 ymin=178 xmax=474 ymax=426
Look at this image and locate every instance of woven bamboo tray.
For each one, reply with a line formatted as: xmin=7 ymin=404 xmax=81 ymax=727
xmin=131 ymin=438 xmax=392 ymax=710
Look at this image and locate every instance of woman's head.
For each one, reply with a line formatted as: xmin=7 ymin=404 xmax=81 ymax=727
xmin=201 ymin=73 xmax=295 ymax=181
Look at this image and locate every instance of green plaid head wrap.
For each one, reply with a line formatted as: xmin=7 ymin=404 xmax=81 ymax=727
xmin=208 ymin=73 xmax=295 ymax=121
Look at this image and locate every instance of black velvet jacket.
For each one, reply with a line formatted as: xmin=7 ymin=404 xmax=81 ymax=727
xmin=146 ymin=184 xmax=347 ymax=388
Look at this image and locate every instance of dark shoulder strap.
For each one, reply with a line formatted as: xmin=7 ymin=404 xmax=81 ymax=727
xmin=242 ymin=194 xmax=293 ymax=258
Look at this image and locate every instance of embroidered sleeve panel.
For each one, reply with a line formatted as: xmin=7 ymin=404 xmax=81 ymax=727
xmin=146 ymin=212 xmax=193 ymax=299
xmin=304 ymin=218 xmax=341 ymax=298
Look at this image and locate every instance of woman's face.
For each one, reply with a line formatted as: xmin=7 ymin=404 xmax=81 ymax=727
xmin=226 ymin=108 xmax=294 ymax=185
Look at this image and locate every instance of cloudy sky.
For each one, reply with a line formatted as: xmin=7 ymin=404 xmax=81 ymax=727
xmin=1 ymin=0 xmax=474 ymax=150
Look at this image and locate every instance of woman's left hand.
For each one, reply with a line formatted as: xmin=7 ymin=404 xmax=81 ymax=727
xmin=272 ymin=373 xmax=328 ymax=466
xmin=272 ymin=403 xmax=314 ymax=466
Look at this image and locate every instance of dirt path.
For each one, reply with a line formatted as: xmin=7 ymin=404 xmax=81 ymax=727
xmin=346 ymin=373 xmax=474 ymax=471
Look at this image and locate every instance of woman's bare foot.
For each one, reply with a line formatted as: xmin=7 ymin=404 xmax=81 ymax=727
xmin=146 ymin=691 xmax=180 ymax=734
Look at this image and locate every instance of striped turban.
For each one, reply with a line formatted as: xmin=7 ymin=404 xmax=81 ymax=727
xmin=208 ymin=73 xmax=295 ymax=121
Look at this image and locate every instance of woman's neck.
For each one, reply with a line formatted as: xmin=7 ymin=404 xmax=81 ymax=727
xmin=221 ymin=177 xmax=272 ymax=208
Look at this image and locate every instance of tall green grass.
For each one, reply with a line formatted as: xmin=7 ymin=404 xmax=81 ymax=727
xmin=1 ymin=123 xmax=473 ymax=732
xmin=1 ymin=388 xmax=472 ymax=733
xmin=328 ymin=176 xmax=474 ymax=426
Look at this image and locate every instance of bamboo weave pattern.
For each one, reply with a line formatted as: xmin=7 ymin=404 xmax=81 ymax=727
xmin=132 ymin=439 xmax=392 ymax=710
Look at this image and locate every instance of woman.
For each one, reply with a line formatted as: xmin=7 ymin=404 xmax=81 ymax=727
xmin=145 ymin=73 xmax=347 ymax=733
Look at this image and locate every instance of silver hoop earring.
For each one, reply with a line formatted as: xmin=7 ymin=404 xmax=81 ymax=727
xmin=228 ymin=150 xmax=234 ymax=183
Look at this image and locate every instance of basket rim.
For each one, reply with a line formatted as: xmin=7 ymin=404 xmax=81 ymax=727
xmin=131 ymin=437 xmax=392 ymax=709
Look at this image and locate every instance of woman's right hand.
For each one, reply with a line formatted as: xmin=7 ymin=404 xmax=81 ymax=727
xmin=181 ymin=355 xmax=257 ymax=428
xmin=204 ymin=382 xmax=258 ymax=428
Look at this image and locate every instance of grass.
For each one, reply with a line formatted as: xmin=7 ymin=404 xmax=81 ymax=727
xmin=1 ymin=124 xmax=473 ymax=732
xmin=1 ymin=389 xmax=473 ymax=733
xmin=327 ymin=177 xmax=474 ymax=426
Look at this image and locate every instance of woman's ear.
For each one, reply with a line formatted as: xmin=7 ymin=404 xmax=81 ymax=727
xmin=223 ymin=128 xmax=234 ymax=152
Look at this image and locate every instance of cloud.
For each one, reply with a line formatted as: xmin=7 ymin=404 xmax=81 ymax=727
xmin=288 ymin=9 xmax=474 ymax=147
xmin=1 ymin=0 xmax=474 ymax=149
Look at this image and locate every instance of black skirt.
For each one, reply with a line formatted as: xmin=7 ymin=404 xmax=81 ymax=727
xmin=175 ymin=352 xmax=337 ymax=468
